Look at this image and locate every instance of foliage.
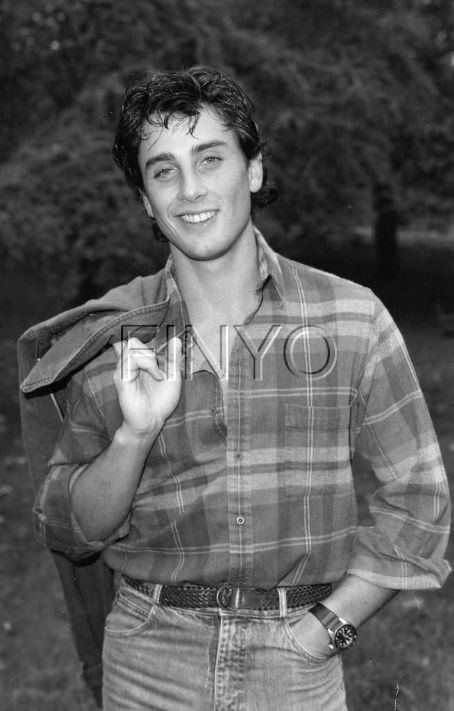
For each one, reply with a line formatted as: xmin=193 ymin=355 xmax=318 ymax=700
xmin=0 ymin=0 xmax=453 ymax=303
xmin=0 ymin=86 xmax=170 ymax=305
xmin=226 ymin=0 xmax=454 ymax=235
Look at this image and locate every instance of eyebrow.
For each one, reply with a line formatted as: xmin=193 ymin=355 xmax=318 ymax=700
xmin=144 ymin=140 xmax=229 ymax=170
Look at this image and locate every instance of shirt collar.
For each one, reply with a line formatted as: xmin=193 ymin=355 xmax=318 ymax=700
xmin=155 ymin=229 xmax=286 ymax=371
xmin=161 ymin=226 xmax=286 ymax=315
xmin=254 ymin=227 xmax=286 ymax=305
xmin=152 ymin=260 xmax=187 ymax=360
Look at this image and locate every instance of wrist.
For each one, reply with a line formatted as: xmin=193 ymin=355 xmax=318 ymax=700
xmin=309 ymin=603 xmax=357 ymax=652
xmin=115 ymin=420 xmax=162 ymax=450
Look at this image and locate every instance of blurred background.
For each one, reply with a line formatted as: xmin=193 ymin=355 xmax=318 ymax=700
xmin=0 ymin=1 xmax=453 ymax=709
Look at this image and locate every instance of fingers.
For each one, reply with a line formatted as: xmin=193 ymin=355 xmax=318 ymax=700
xmin=113 ymin=338 xmax=163 ymax=383
xmin=165 ymin=337 xmax=183 ymax=380
xmin=112 ymin=337 xmax=183 ymax=383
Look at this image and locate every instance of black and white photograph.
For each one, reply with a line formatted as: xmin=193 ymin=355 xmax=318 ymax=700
xmin=1 ymin=1 xmax=453 ymax=709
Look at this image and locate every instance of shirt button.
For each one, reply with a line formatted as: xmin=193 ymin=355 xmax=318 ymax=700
xmin=234 ymin=452 xmax=242 ymax=461
xmin=236 ymin=515 xmax=245 ymax=525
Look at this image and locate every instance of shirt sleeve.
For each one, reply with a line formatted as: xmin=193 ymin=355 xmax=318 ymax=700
xmin=348 ymin=294 xmax=451 ymax=589
xmin=33 ymin=364 xmax=130 ymax=560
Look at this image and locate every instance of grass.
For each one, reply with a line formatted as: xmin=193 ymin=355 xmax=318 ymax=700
xmin=1 ymin=242 xmax=453 ymax=710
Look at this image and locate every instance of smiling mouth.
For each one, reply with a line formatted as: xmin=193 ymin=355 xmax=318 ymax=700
xmin=180 ymin=210 xmax=216 ymax=224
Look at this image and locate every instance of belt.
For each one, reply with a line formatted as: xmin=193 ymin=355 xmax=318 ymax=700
xmin=124 ymin=577 xmax=331 ymax=611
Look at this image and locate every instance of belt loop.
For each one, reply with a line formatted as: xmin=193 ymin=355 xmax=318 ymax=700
xmin=278 ymin=587 xmax=287 ymax=618
xmin=152 ymin=584 xmax=163 ymax=604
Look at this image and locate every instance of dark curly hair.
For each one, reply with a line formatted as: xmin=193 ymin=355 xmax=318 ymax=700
xmin=112 ymin=66 xmax=278 ymax=213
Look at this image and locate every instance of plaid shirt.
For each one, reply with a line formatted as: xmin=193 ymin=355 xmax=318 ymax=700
xmin=34 ymin=232 xmax=451 ymax=589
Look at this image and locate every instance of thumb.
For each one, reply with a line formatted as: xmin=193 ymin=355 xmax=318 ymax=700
xmin=112 ymin=342 xmax=122 ymax=358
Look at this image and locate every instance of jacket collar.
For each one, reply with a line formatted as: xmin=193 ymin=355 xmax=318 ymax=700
xmin=19 ymin=230 xmax=285 ymax=392
xmin=19 ymin=272 xmax=169 ymax=392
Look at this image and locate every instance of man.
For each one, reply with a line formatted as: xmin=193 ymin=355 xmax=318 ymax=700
xmin=26 ymin=67 xmax=450 ymax=710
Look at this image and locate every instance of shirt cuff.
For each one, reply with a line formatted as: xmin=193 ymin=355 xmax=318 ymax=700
xmin=33 ymin=463 xmax=130 ymax=560
xmin=347 ymin=526 xmax=452 ymax=589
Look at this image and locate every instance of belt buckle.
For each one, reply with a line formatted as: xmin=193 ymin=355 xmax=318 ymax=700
xmin=216 ymin=584 xmax=233 ymax=609
xmin=216 ymin=584 xmax=264 ymax=610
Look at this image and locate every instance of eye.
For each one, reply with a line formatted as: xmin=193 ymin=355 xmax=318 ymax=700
xmin=154 ymin=166 xmax=175 ymax=180
xmin=201 ymin=154 xmax=222 ymax=167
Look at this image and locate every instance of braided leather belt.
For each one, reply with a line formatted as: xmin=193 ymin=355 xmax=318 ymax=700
xmin=124 ymin=577 xmax=331 ymax=610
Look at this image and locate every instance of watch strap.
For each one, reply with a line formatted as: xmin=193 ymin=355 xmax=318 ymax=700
xmin=309 ymin=602 xmax=357 ymax=651
xmin=309 ymin=602 xmax=341 ymax=631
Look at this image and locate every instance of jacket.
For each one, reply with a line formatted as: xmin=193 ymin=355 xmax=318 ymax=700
xmin=18 ymin=270 xmax=171 ymax=708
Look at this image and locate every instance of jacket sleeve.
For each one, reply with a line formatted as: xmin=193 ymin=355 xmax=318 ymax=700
xmin=33 ymin=365 xmax=130 ymax=560
xmin=348 ymin=295 xmax=451 ymax=589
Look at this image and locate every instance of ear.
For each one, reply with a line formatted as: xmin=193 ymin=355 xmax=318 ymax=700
xmin=248 ymin=153 xmax=263 ymax=194
xmin=141 ymin=191 xmax=154 ymax=219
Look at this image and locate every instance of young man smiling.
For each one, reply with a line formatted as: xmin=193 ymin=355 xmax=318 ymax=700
xmin=26 ymin=67 xmax=450 ymax=710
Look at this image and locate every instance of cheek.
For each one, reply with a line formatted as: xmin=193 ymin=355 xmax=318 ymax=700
xmin=222 ymin=169 xmax=252 ymax=203
xmin=145 ymin=191 xmax=171 ymax=221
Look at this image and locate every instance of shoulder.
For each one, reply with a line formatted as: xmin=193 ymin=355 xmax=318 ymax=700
xmin=20 ymin=268 xmax=166 ymax=343
xmin=276 ymin=252 xmax=378 ymax=319
xmin=90 ymin=270 xmax=166 ymax=311
xmin=19 ymin=268 xmax=168 ymax=392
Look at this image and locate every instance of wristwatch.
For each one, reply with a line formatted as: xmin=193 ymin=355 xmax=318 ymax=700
xmin=309 ymin=602 xmax=357 ymax=651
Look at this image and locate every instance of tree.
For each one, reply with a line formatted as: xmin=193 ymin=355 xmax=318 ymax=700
xmin=1 ymin=0 xmax=453 ymax=302
xmin=225 ymin=0 xmax=454 ymax=277
xmin=0 ymin=0 xmax=232 ymax=303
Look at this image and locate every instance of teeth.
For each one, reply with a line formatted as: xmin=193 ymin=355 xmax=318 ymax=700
xmin=180 ymin=211 xmax=215 ymax=223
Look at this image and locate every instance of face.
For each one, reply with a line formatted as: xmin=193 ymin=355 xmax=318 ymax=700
xmin=138 ymin=107 xmax=263 ymax=263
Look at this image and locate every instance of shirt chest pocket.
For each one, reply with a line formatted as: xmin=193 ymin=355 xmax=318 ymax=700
xmin=283 ymin=403 xmax=351 ymax=451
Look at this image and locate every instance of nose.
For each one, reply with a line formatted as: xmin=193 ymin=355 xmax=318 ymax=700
xmin=178 ymin=166 xmax=206 ymax=202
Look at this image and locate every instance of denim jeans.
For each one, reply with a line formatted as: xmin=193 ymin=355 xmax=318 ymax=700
xmin=102 ymin=580 xmax=348 ymax=710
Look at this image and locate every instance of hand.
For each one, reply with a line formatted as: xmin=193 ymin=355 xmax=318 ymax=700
xmin=113 ymin=336 xmax=182 ymax=440
xmin=290 ymin=611 xmax=335 ymax=660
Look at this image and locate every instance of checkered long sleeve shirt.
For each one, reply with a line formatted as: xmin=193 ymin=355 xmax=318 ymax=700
xmin=34 ymin=234 xmax=451 ymax=590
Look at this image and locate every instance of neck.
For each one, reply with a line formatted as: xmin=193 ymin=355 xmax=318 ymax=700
xmin=171 ymin=230 xmax=260 ymax=321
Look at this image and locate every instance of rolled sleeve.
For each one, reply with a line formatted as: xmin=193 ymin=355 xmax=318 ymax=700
xmin=32 ymin=366 xmax=129 ymax=560
xmin=348 ymin=296 xmax=451 ymax=589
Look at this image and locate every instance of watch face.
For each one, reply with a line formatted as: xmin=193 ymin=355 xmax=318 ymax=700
xmin=334 ymin=624 xmax=357 ymax=650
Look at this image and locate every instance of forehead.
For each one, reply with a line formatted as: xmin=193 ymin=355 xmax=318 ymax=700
xmin=138 ymin=107 xmax=241 ymax=161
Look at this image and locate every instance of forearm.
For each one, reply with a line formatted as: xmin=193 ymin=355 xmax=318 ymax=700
xmin=323 ymin=574 xmax=398 ymax=627
xmin=300 ymin=574 xmax=399 ymax=658
xmin=70 ymin=421 xmax=159 ymax=541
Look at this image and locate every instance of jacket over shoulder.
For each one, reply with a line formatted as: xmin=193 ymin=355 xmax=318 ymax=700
xmin=17 ymin=269 xmax=168 ymax=708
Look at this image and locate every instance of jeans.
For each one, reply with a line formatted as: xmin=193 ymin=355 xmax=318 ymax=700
xmin=102 ymin=580 xmax=348 ymax=710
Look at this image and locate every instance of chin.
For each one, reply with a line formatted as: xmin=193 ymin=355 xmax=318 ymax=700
xmin=173 ymin=238 xmax=232 ymax=262
xmin=197 ymin=242 xmax=236 ymax=260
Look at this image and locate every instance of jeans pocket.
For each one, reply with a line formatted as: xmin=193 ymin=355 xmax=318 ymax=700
xmin=283 ymin=614 xmax=336 ymax=665
xmin=104 ymin=589 xmax=156 ymax=638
